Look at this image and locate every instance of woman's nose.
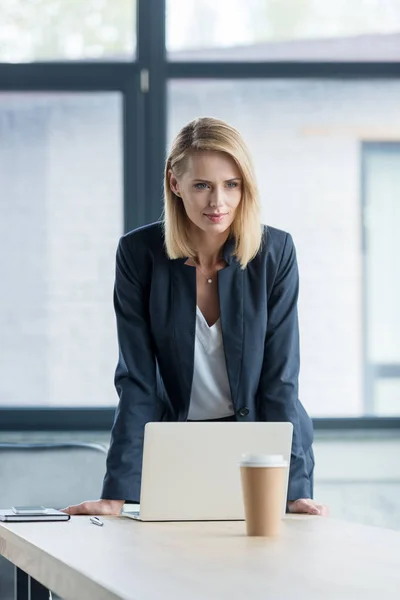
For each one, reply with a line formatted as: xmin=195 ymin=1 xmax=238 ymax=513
xmin=209 ymin=187 xmax=224 ymax=208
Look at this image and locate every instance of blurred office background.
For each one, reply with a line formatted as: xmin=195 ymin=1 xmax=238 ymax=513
xmin=0 ymin=0 xmax=400 ymax=530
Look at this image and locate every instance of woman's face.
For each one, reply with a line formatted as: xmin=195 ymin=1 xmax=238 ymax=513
xmin=169 ymin=150 xmax=242 ymax=236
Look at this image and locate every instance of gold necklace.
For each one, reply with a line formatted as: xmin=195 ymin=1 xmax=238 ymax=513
xmin=194 ymin=260 xmax=215 ymax=284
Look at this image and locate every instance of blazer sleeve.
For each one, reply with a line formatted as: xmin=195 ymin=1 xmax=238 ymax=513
xmin=257 ymin=232 xmax=313 ymax=501
xmin=101 ymin=235 xmax=158 ymax=502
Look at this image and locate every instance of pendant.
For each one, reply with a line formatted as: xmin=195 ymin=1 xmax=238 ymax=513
xmin=207 ymin=278 xmax=212 ymax=284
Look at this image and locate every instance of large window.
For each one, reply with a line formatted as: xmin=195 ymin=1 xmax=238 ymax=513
xmin=1 ymin=0 xmax=399 ymax=426
xmin=169 ymin=79 xmax=400 ymax=417
xmin=363 ymin=143 xmax=400 ymax=415
xmin=0 ymin=1 xmax=136 ymax=61
xmin=167 ymin=0 xmax=400 ymax=61
xmin=0 ymin=93 xmax=123 ymax=406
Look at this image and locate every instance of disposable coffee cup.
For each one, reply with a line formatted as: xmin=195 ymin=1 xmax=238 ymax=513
xmin=239 ymin=454 xmax=288 ymax=537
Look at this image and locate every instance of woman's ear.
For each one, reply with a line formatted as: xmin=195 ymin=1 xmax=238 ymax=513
xmin=168 ymin=169 xmax=181 ymax=197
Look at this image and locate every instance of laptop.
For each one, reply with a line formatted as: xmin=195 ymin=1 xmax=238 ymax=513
xmin=122 ymin=421 xmax=293 ymax=522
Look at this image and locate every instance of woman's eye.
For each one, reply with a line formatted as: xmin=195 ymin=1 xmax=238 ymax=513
xmin=194 ymin=183 xmax=209 ymax=190
xmin=226 ymin=182 xmax=238 ymax=188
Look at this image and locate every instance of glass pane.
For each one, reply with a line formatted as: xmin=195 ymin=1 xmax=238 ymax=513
xmin=374 ymin=379 xmax=400 ymax=416
xmin=168 ymin=79 xmax=400 ymax=417
xmin=167 ymin=0 xmax=400 ymax=61
xmin=0 ymin=93 xmax=123 ymax=406
xmin=364 ymin=145 xmax=400 ymax=364
xmin=0 ymin=0 xmax=136 ymax=62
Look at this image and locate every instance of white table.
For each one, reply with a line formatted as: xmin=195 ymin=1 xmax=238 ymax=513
xmin=1 ymin=514 xmax=400 ymax=600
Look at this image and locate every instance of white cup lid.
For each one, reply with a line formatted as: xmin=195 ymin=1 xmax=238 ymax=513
xmin=239 ymin=453 xmax=288 ymax=467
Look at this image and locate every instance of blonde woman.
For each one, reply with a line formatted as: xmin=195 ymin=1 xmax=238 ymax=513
xmin=65 ymin=117 xmax=327 ymax=517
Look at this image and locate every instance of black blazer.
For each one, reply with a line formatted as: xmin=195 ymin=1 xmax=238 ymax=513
xmin=101 ymin=222 xmax=314 ymax=503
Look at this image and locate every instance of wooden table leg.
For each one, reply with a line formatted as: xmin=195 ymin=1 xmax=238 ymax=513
xmin=14 ymin=566 xmax=49 ymax=600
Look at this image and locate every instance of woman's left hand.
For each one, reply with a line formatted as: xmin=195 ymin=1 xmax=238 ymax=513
xmin=287 ymin=498 xmax=329 ymax=516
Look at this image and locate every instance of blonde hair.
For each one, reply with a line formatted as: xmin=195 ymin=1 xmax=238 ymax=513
xmin=163 ymin=117 xmax=262 ymax=269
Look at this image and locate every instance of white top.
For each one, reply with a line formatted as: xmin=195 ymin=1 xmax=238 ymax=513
xmin=187 ymin=307 xmax=235 ymax=421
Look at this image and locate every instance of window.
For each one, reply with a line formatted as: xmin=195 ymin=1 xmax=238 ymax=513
xmin=363 ymin=143 xmax=400 ymax=415
xmin=1 ymin=0 xmax=399 ymax=426
xmin=167 ymin=0 xmax=400 ymax=61
xmin=0 ymin=93 xmax=123 ymax=406
xmin=0 ymin=0 xmax=136 ymax=61
xmin=168 ymin=79 xmax=400 ymax=417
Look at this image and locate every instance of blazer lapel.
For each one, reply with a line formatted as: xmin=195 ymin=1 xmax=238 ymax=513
xmin=170 ymin=258 xmax=197 ymax=419
xmin=218 ymin=257 xmax=244 ymax=409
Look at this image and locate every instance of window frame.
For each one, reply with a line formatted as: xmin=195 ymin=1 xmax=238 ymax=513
xmin=361 ymin=142 xmax=400 ymax=414
xmin=0 ymin=408 xmax=400 ymax=432
xmin=1 ymin=0 xmax=400 ymax=430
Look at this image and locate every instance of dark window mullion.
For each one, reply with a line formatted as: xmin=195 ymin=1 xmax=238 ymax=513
xmin=0 ymin=62 xmax=136 ymax=91
xmin=137 ymin=0 xmax=166 ymax=227
xmin=1 ymin=408 xmax=400 ymax=431
xmin=167 ymin=61 xmax=400 ymax=79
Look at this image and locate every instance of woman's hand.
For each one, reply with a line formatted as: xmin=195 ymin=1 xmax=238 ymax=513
xmin=287 ymin=499 xmax=329 ymax=516
xmin=61 ymin=499 xmax=125 ymax=516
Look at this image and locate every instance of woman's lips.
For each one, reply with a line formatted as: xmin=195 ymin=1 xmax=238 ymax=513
xmin=205 ymin=214 xmax=227 ymax=223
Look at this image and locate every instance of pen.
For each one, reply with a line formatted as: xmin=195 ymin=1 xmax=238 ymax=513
xmin=90 ymin=516 xmax=104 ymax=527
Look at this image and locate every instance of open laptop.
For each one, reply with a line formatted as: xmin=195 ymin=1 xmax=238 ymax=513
xmin=122 ymin=421 xmax=293 ymax=522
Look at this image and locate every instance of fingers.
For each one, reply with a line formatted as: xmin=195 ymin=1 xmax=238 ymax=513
xmin=60 ymin=499 xmax=124 ymax=516
xmin=288 ymin=499 xmax=329 ymax=516
xmin=316 ymin=504 xmax=330 ymax=517
xmin=288 ymin=499 xmax=318 ymax=515
xmin=61 ymin=501 xmax=98 ymax=516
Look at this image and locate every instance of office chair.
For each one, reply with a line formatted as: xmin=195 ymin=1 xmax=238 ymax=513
xmin=0 ymin=441 xmax=108 ymax=600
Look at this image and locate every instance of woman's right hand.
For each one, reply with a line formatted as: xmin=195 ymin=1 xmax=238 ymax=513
xmin=61 ymin=499 xmax=125 ymax=516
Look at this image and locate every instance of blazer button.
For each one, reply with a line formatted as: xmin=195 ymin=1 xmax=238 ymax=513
xmin=237 ymin=407 xmax=249 ymax=417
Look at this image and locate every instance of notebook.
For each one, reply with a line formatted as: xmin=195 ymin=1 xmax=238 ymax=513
xmin=0 ymin=508 xmax=70 ymax=522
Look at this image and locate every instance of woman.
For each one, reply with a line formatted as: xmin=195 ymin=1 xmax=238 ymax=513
xmin=65 ymin=117 xmax=327 ymax=517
